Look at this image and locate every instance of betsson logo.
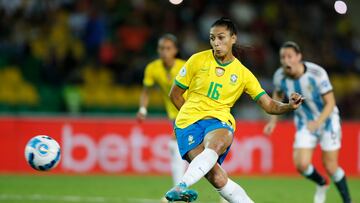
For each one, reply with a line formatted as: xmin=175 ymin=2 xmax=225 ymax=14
xmin=61 ymin=124 xmax=273 ymax=173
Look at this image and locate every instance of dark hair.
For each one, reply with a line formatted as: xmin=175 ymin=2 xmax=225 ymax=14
xmin=159 ymin=33 xmax=178 ymax=48
xmin=211 ymin=17 xmax=238 ymax=36
xmin=281 ymin=41 xmax=301 ymax=53
xmin=211 ymin=17 xmax=243 ymax=60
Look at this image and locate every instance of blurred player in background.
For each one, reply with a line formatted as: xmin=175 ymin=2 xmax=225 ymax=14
xmin=264 ymin=41 xmax=351 ymax=203
xmin=165 ymin=17 xmax=304 ymax=203
xmin=136 ymin=34 xmax=187 ymax=203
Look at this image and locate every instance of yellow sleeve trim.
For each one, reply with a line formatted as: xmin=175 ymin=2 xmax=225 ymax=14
xmin=254 ymin=91 xmax=266 ymax=101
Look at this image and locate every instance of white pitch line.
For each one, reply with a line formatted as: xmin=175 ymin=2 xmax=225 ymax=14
xmin=0 ymin=194 xmax=106 ymax=202
xmin=0 ymin=194 xmax=217 ymax=203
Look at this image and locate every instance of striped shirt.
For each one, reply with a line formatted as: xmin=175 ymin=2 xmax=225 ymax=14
xmin=273 ymin=61 xmax=339 ymax=132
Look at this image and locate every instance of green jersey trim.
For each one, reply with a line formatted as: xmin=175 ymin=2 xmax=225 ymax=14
xmin=214 ymin=57 xmax=234 ymax=67
xmin=254 ymin=91 xmax=266 ymax=101
xmin=175 ymin=80 xmax=189 ymax=90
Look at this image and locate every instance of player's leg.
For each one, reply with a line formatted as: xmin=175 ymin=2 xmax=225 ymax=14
xmin=206 ymin=164 xmax=253 ymax=203
xmin=165 ymin=142 xmax=206 ymax=202
xmin=293 ymin=129 xmax=328 ymax=203
xmin=165 ymin=121 xmax=219 ymax=202
xmin=294 ymin=148 xmax=327 ymax=185
xmin=186 ymin=124 xmax=252 ymax=203
xmin=320 ymin=124 xmax=351 ymax=203
xmin=294 ymin=148 xmax=328 ymax=203
xmin=322 ymin=150 xmax=351 ymax=203
xmin=180 ymin=128 xmax=232 ymax=187
xmin=161 ymin=139 xmax=187 ymax=202
xmin=293 ymin=129 xmax=327 ymax=186
xmin=168 ymin=138 xmax=186 ymax=185
xmin=165 ymin=120 xmax=233 ymax=202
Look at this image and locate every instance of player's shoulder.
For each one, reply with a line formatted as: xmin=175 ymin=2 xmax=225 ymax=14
xmin=146 ymin=59 xmax=162 ymax=69
xmin=273 ymin=67 xmax=285 ymax=80
xmin=235 ymin=62 xmax=253 ymax=76
xmin=175 ymin=58 xmax=186 ymax=66
xmin=173 ymin=58 xmax=186 ymax=73
xmin=189 ymin=49 xmax=213 ymax=61
xmin=183 ymin=50 xmax=212 ymax=71
xmin=304 ymin=61 xmax=327 ymax=77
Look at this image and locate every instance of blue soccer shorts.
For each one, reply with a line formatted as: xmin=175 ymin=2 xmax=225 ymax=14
xmin=174 ymin=118 xmax=234 ymax=165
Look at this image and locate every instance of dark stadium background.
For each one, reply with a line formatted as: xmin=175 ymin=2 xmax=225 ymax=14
xmin=0 ymin=1 xmax=359 ymax=203
xmin=0 ymin=0 xmax=359 ymax=119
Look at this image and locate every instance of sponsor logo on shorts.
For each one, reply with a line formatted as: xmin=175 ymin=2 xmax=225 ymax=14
xmin=188 ymin=135 xmax=195 ymax=145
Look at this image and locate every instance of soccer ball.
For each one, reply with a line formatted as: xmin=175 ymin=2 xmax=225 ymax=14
xmin=24 ymin=135 xmax=61 ymax=171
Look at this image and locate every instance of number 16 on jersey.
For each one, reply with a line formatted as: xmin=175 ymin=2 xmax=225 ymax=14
xmin=207 ymin=82 xmax=222 ymax=100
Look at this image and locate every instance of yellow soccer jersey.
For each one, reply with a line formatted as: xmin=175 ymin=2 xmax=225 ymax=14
xmin=175 ymin=50 xmax=266 ymax=130
xmin=143 ymin=58 xmax=186 ymax=120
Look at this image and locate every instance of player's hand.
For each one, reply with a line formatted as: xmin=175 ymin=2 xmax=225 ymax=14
xmin=136 ymin=107 xmax=147 ymax=123
xmin=289 ymin=93 xmax=304 ymax=110
xmin=307 ymin=120 xmax=321 ymax=133
xmin=263 ymin=121 xmax=276 ymax=136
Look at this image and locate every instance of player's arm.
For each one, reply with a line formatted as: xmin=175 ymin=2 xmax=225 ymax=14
xmin=138 ymin=63 xmax=154 ymax=121
xmin=257 ymin=91 xmax=303 ymax=115
xmin=307 ymin=70 xmax=335 ymax=132
xmin=307 ymin=91 xmax=335 ymax=132
xmin=170 ymin=57 xmax=193 ymax=110
xmin=244 ymin=68 xmax=303 ymax=114
xmin=137 ymin=86 xmax=150 ymax=120
xmin=262 ymin=90 xmax=285 ymax=135
xmin=169 ymin=83 xmax=186 ymax=110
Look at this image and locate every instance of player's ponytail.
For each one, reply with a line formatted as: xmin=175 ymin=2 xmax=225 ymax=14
xmin=211 ymin=17 xmax=245 ymax=60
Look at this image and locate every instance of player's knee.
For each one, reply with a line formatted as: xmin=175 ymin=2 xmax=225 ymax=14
xmin=204 ymin=130 xmax=232 ymax=155
xmin=296 ymin=162 xmax=310 ymax=173
xmin=207 ymin=142 xmax=227 ymax=155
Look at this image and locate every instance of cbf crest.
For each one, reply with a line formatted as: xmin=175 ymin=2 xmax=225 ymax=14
xmin=230 ymin=74 xmax=238 ymax=84
xmin=215 ymin=67 xmax=225 ymax=77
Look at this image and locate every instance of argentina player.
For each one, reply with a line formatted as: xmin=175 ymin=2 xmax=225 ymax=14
xmin=264 ymin=41 xmax=351 ymax=203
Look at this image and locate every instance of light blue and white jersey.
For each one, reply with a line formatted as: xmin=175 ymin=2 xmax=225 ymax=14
xmin=273 ymin=61 xmax=340 ymax=133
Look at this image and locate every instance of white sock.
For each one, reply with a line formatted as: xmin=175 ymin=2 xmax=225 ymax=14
xmin=302 ymin=164 xmax=314 ymax=176
xmin=168 ymin=140 xmax=186 ymax=186
xmin=217 ymin=179 xmax=254 ymax=203
xmin=332 ymin=167 xmax=345 ymax=182
xmin=181 ymin=148 xmax=218 ymax=187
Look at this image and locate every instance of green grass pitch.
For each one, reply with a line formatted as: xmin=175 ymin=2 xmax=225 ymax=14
xmin=0 ymin=174 xmax=359 ymax=203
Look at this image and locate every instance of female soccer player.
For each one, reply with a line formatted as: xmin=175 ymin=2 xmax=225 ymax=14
xmin=137 ymin=34 xmax=187 ymax=202
xmin=264 ymin=41 xmax=351 ymax=203
xmin=165 ymin=18 xmax=304 ymax=203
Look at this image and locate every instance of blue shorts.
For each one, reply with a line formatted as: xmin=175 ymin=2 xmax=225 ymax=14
xmin=174 ymin=119 xmax=234 ymax=165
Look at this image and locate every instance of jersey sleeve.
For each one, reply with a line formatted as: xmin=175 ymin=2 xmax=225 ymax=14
xmin=244 ymin=68 xmax=266 ymax=101
xmin=143 ymin=64 xmax=154 ymax=87
xmin=174 ymin=55 xmax=196 ymax=89
xmin=318 ymin=69 xmax=333 ymax=94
